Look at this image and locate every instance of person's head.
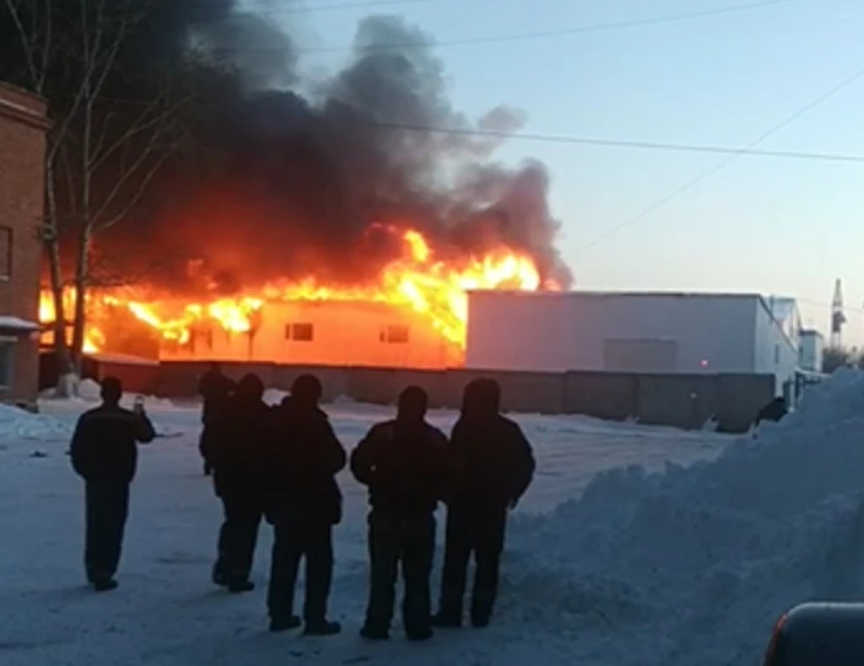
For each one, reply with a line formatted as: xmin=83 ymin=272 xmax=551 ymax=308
xmin=291 ymin=374 xmax=323 ymax=409
xmin=397 ymin=385 xmax=428 ymax=423
xmin=461 ymin=378 xmax=501 ymax=419
xmin=100 ymin=376 xmax=123 ymax=406
xmin=235 ymin=373 xmax=264 ymax=402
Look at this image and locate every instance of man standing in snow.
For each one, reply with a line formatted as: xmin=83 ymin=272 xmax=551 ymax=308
xmin=69 ymin=376 xmax=156 ymax=592
xmin=433 ymin=378 xmax=535 ymax=629
xmin=198 ymin=362 xmax=235 ymax=476
xmin=350 ymin=386 xmax=450 ymax=642
xmin=265 ymin=374 xmax=346 ymax=636
xmin=207 ymin=373 xmax=271 ymax=593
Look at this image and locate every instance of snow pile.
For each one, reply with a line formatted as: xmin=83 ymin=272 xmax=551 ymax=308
xmin=262 ymin=387 xmax=288 ymax=405
xmin=510 ymin=368 xmax=864 ymax=665
xmin=0 ymin=403 xmax=71 ymax=441
xmin=77 ymin=378 xmax=102 ymax=402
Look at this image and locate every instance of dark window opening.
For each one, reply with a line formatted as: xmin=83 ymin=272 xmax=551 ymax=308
xmin=0 ymin=340 xmax=14 ymax=388
xmin=286 ymin=322 xmax=314 ymax=342
xmin=380 ymin=324 xmax=410 ymax=344
xmin=0 ymin=226 xmax=11 ymax=279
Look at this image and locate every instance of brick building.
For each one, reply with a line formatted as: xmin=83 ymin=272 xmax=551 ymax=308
xmin=0 ymin=82 xmax=50 ymax=409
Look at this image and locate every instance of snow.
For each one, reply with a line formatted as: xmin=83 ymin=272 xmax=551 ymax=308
xmin=3 ymin=370 xmax=864 ymax=664
xmin=0 ymin=403 xmax=69 ymax=442
xmin=86 ymin=352 xmax=159 ymax=366
xmin=0 ymin=315 xmax=39 ymax=331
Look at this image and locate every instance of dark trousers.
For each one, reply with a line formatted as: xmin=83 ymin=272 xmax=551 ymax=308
xmin=438 ymin=506 xmax=507 ymax=623
xmin=214 ymin=496 xmax=262 ymax=582
xmin=364 ymin=510 xmax=435 ymax=636
xmin=84 ymin=482 xmax=130 ymax=582
xmin=267 ymin=519 xmax=334 ymax=623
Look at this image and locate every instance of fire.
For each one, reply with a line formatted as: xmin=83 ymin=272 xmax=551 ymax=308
xmin=39 ymin=227 xmax=552 ymax=355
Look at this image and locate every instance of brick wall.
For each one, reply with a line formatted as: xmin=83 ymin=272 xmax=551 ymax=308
xmin=0 ymin=82 xmax=50 ymax=407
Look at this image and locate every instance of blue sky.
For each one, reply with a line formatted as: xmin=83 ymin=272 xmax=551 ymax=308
xmin=251 ymin=0 xmax=864 ymax=344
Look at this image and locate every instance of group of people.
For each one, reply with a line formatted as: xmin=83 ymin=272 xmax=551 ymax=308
xmin=69 ymin=363 xmax=536 ymax=643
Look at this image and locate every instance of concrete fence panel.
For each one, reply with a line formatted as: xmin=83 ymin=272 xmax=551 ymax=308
xmin=218 ymin=362 xmax=277 ymax=388
xmin=714 ymin=373 xmax=774 ymax=433
xmin=272 ymin=365 xmax=350 ymax=402
xmin=347 ymin=367 xmax=400 ymax=405
xmin=563 ymin=372 xmax=639 ymax=421
xmin=637 ymin=374 xmax=717 ymax=429
xmin=148 ymin=361 xmax=776 ymax=433
xmin=156 ymin=361 xmax=210 ymax=397
xmin=447 ymin=369 xmax=566 ymax=414
xmin=390 ymin=369 xmax=450 ymax=408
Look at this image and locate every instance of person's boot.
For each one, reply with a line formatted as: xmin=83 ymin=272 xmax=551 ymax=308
xmin=303 ymin=619 xmax=342 ymax=636
xmin=227 ymin=577 xmax=255 ymax=593
xmin=269 ymin=615 xmax=302 ymax=632
xmin=405 ymin=625 xmax=434 ymax=641
xmin=93 ymin=577 xmax=119 ymax=592
xmin=470 ymin=595 xmax=494 ymax=628
xmin=360 ymin=624 xmax=390 ymax=641
xmin=211 ymin=568 xmax=228 ymax=588
xmin=431 ymin=611 xmax=462 ymax=628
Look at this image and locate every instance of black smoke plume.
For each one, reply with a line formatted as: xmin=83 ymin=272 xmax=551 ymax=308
xmin=2 ymin=0 xmax=573 ymax=292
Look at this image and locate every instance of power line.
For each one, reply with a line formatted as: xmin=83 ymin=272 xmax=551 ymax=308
xmin=192 ymin=0 xmax=442 ymax=18
xmin=570 ymin=64 xmax=864 ymax=255
xmin=85 ymin=92 xmax=864 ymax=165
xmin=364 ymin=120 xmax=864 ymax=164
xmin=199 ymin=0 xmax=806 ymax=53
xmin=81 ymin=90 xmax=864 ymax=165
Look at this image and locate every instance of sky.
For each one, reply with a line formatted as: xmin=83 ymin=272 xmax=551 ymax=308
xmin=249 ymin=0 xmax=864 ymax=345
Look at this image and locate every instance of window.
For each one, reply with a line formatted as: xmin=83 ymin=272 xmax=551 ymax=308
xmin=379 ymin=324 xmax=410 ymax=344
xmin=0 ymin=339 xmax=14 ymax=389
xmin=285 ymin=322 xmax=314 ymax=342
xmin=0 ymin=226 xmax=11 ymax=279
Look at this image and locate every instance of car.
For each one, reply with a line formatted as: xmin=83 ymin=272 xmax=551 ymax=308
xmin=764 ymin=601 xmax=864 ymax=665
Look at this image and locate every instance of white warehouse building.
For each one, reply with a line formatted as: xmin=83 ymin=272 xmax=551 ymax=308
xmin=465 ymin=290 xmax=801 ymax=399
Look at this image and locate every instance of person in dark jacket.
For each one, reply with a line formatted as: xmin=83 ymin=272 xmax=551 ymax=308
xmin=69 ymin=376 xmax=156 ymax=591
xmin=265 ymin=374 xmax=346 ymax=636
xmin=198 ymin=362 xmax=235 ymax=476
xmin=208 ymin=372 xmax=271 ymax=593
xmin=433 ymin=378 xmax=535 ymax=629
xmin=351 ymin=386 xmax=449 ymax=642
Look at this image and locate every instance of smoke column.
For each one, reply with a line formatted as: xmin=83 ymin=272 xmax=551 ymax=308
xmin=93 ymin=1 xmax=576 ymax=291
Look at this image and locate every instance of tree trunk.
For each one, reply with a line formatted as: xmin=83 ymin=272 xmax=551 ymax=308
xmin=44 ymin=162 xmax=77 ymax=397
xmin=70 ymin=228 xmax=91 ymax=376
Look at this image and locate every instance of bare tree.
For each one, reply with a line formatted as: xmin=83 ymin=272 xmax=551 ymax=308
xmin=3 ymin=0 xmax=86 ymax=392
xmin=3 ymin=0 xmax=192 ymax=390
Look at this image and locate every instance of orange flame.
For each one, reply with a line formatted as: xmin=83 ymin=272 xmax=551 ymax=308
xmin=39 ymin=228 xmax=554 ymax=356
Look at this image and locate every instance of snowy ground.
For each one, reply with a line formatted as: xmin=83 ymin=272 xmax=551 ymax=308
xmin=0 ymin=392 xmax=731 ymax=665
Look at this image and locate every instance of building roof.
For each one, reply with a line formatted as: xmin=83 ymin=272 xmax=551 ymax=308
xmin=0 ymin=81 xmax=51 ymax=130
xmin=0 ymin=316 xmax=40 ymax=331
xmin=468 ymin=289 xmax=775 ymax=302
xmin=768 ymin=296 xmax=797 ymax=321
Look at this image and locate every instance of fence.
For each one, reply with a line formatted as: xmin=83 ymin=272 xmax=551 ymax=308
xmin=156 ymin=361 xmax=773 ymax=433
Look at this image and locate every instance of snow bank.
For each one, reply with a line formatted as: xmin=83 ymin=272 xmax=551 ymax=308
xmin=510 ymin=368 xmax=864 ymax=665
xmin=78 ymin=378 xmax=102 ymax=402
xmin=0 ymin=403 xmax=71 ymax=441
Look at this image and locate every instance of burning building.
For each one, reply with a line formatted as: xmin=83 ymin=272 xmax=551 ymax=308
xmin=160 ymin=301 xmax=462 ymax=369
xmin=39 ymin=228 xmax=552 ymax=369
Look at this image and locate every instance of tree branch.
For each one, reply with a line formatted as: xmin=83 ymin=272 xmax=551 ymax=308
xmin=3 ymin=0 xmax=40 ymax=89
xmin=91 ymin=89 xmax=191 ymax=173
xmin=92 ymin=119 xmax=182 ymax=231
